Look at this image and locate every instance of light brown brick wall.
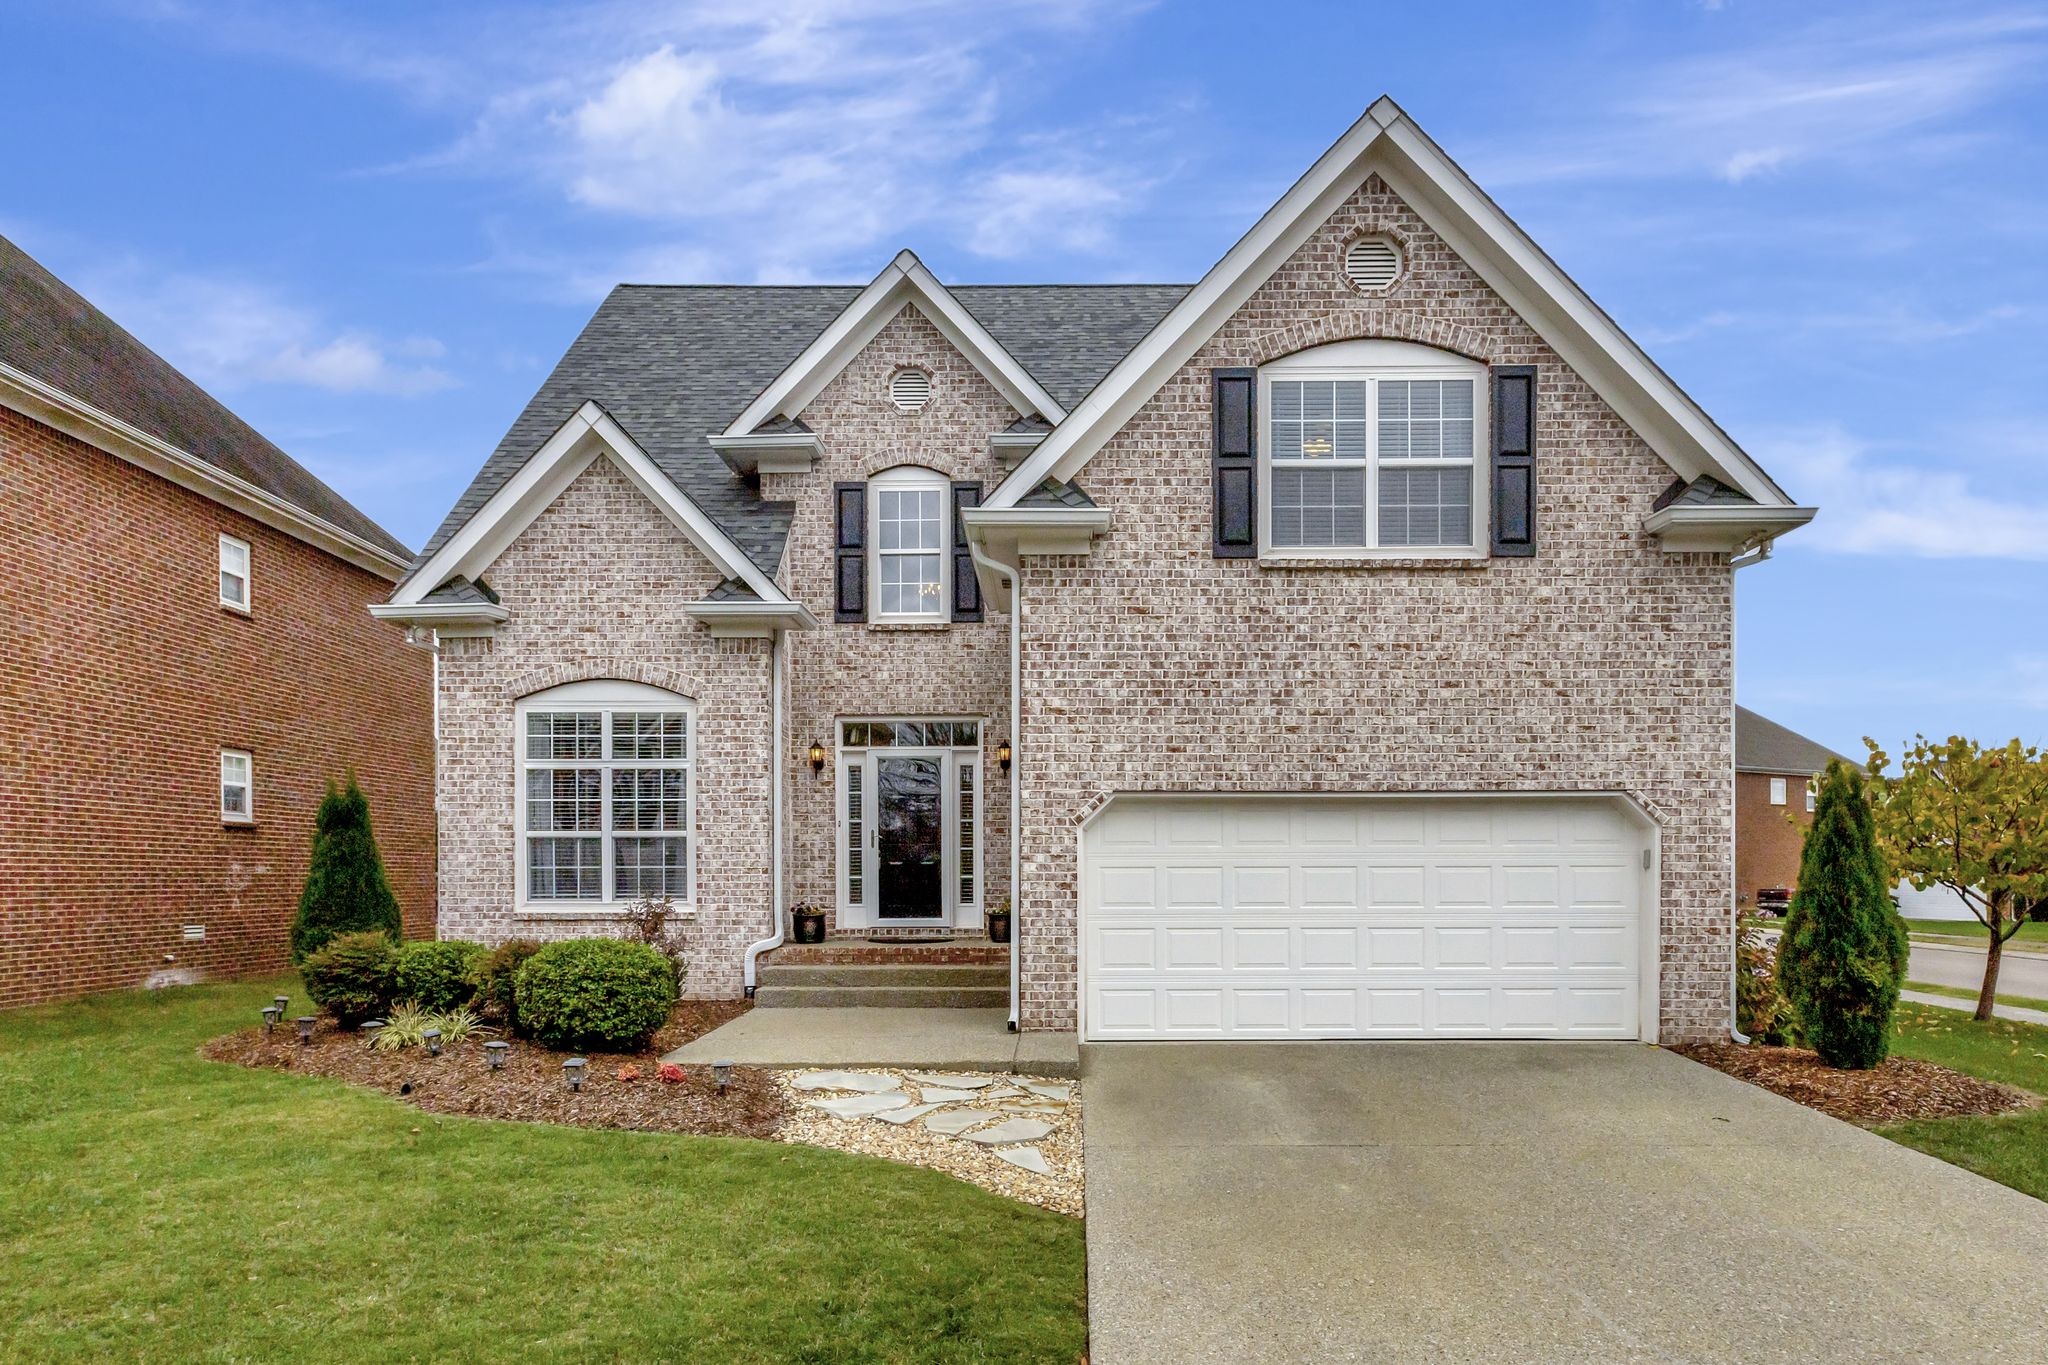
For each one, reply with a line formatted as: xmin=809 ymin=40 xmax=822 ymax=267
xmin=433 ymin=456 xmax=773 ymax=998
xmin=0 ymin=406 xmax=435 ymax=1009
xmin=764 ymin=304 xmax=1015 ymax=931
xmin=1736 ymin=771 xmax=1811 ymax=908
xmin=1012 ymin=174 xmax=1736 ymax=1042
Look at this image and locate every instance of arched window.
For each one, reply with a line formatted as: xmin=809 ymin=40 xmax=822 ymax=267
xmin=869 ymin=466 xmax=949 ymax=621
xmin=515 ymin=680 xmax=693 ymax=910
xmin=1261 ymin=339 xmax=1487 ymax=555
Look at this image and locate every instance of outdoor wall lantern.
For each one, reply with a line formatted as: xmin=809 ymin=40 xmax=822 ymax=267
xmin=808 ymin=741 xmax=827 ymax=774
xmin=712 ymin=1060 xmax=733 ymax=1095
xmin=995 ymin=740 xmax=1012 ymax=774
xmin=564 ymin=1057 xmax=587 ymax=1092
xmin=295 ymin=1016 xmax=316 ymax=1046
xmin=261 ymin=1006 xmax=281 ymax=1035
xmin=422 ymin=1027 xmax=443 ymax=1057
xmin=485 ymin=1041 xmax=510 ymax=1070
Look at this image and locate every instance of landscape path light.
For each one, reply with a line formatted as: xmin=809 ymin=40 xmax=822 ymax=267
xmin=486 ymin=1041 xmax=509 ymax=1070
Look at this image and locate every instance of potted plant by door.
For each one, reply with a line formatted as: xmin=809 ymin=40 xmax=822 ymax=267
xmin=986 ymin=898 xmax=1013 ymax=945
xmin=792 ymin=903 xmax=827 ymax=945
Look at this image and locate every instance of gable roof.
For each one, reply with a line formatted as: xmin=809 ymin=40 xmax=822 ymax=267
xmin=411 ymin=279 xmax=1188 ymax=581
xmin=0 ymin=232 xmax=411 ymax=568
xmin=988 ymin=97 xmax=1805 ymax=523
xmin=1736 ymin=706 xmax=1851 ymax=775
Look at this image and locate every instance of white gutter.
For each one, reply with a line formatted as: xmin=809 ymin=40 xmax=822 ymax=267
xmin=741 ymin=628 xmax=787 ymax=995
xmin=968 ymin=534 xmax=1023 ymax=1032
xmin=1727 ymin=548 xmax=1776 ymax=1044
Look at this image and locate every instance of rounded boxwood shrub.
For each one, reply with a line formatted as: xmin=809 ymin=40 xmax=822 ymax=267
xmin=513 ymin=939 xmax=677 ymax=1051
xmin=393 ymin=940 xmax=486 ymax=1012
xmin=301 ymin=931 xmax=399 ymax=1025
xmin=475 ymin=938 xmax=542 ymax=1028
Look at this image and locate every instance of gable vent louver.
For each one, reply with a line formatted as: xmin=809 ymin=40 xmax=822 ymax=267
xmin=1343 ymin=236 xmax=1402 ymax=292
xmin=889 ymin=369 xmax=933 ymax=412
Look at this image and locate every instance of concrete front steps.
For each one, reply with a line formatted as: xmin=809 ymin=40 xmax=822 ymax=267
xmin=755 ymin=960 xmax=1008 ymax=1009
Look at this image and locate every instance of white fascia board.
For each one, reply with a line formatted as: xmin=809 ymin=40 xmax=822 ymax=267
xmin=989 ymin=431 xmax=1047 ymax=468
xmin=391 ymin=401 xmax=793 ymax=608
xmin=368 ymin=600 xmax=509 ymax=627
xmin=961 ymin=504 xmax=1111 ymax=558
xmin=721 ymin=250 xmax=1065 ymax=438
xmin=681 ymin=599 xmax=819 ymax=638
xmin=705 ymin=431 xmax=823 ymax=475
xmin=0 ymin=361 xmax=410 ymax=580
xmin=1644 ymin=503 xmax=1816 ymax=552
xmin=990 ymin=96 xmax=1798 ymax=512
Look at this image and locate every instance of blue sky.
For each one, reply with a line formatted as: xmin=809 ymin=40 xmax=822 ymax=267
xmin=5 ymin=1 xmax=2044 ymax=758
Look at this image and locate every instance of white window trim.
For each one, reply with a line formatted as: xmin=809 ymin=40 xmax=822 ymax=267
xmin=1769 ymin=776 xmax=1788 ymax=806
xmin=868 ymin=466 xmax=951 ymax=623
xmin=513 ymin=679 xmax=696 ymax=917
xmin=220 ymin=749 xmax=253 ymax=824
xmin=1805 ymin=784 xmax=1816 ymax=813
xmin=218 ymin=534 xmax=251 ymax=612
xmin=836 ymin=716 xmax=984 ymax=929
xmin=1257 ymin=338 xmax=1489 ymax=559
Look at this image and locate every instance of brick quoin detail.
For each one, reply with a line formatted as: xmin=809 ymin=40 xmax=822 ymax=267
xmin=1011 ymin=174 xmax=1734 ymax=1042
xmin=0 ymin=407 xmax=435 ymax=1009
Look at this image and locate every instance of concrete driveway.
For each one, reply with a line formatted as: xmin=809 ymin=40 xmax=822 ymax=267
xmin=1083 ymin=1043 xmax=2048 ymax=1363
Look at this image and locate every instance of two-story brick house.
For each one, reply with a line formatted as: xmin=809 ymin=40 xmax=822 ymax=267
xmin=1 ymin=234 xmax=435 ymax=1009
xmin=379 ymin=99 xmax=1814 ymax=1043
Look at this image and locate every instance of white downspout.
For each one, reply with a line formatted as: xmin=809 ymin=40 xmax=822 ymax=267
xmin=742 ymin=628 xmax=786 ymax=996
xmin=1727 ymin=541 xmax=1772 ymax=1043
xmin=968 ymin=536 xmax=1022 ymax=1033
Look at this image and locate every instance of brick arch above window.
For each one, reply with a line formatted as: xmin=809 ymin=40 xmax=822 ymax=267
xmin=502 ymin=660 xmax=717 ymax=707
xmin=1240 ymin=306 xmax=1502 ymax=372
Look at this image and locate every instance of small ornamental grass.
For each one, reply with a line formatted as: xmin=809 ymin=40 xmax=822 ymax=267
xmin=514 ymin=939 xmax=677 ymax=1052
xmin=393 ymin=940 xmax=487 ymax=1013
xmin=371 ymin=1003 xmax=488 ymax=1050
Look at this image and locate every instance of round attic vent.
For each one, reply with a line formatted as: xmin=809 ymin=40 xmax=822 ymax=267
xmin=1343 ymin=236 xmax=1403 ymax=292
xmin=889 ymin=368 xmax=933 ymax=412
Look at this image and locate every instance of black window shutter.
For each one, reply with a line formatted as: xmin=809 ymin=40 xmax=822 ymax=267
xmin=833 ymin=481 xmax=867 ymax=621
xmin=950 ymin=481 xmax=983 ymax=622
xmin=1490 ymin=365 xmax=1537 ymax=558
xmin=1211 ymin=367 xmax=1257 ymax=558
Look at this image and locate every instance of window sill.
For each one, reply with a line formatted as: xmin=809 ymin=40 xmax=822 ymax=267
xmin=1257 ymin=554 xmax=1491 ymax=571
xmin=515 ymin=905 xmax=698 ymax=921
xmin=866 ymin=621 xmax=951 ymax=631
xmin=219 ymin=602 xmax=252 ymax=617
xmin=222 ymin=819 xmax=257 ymax=830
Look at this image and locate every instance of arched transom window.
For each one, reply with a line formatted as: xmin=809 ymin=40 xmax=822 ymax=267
xmin=1261 ymin=339 xmax=1488 ymax=555
xmin=515 ymin=679 xmax=693 ymax=910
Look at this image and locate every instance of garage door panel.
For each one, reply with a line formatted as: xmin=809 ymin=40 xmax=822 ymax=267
xmin=1082 ymin=795 xmax=1648 ymax=1041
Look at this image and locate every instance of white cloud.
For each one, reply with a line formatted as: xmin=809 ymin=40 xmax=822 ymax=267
xmin=1759 ymin=423 xmax=2048 ymax=561
xmin=81 ymin=261 xmax=455 ymax=397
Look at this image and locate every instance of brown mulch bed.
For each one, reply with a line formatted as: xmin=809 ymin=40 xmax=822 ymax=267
xmin=1674 ymin=1043 xmax=2040 ymax=1125
xmin=201 ymin=1000 xmax=783 ymax=1139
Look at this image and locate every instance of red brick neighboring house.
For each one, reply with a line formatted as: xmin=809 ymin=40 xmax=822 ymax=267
xmin=0 ymin=234 xmax=434 ymax=1009
xmin=1734 ymin=706 xmax=1849 ymax=912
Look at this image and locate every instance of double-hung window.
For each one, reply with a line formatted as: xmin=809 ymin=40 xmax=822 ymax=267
xmin=219 ymin=535 xmax=251 ymax=611
xmin=220 ymin=749 xmax=253 ymax=823
xmin=517 ymin=681 xmax=692 ymax=909
xmin=1262 ymin=340 xmax=1485 ymax=555
xmin=870 ymin=467 xmax=948 ymax=621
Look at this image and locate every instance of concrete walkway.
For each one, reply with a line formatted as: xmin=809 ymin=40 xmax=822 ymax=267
xmin=1901 ymin=988 xmax=2048 ymax=1026
xmin=663 ymin=1007 xmax=1078 ymax=1077
xmin=1083 ymin=1042 xmax=2048 ymax=1363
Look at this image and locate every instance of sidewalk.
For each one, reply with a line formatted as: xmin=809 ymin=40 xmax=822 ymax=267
xmin=663 ymin=1006 xmax=1080 ymax=1077
xmin=1899 ymin=990 xmax=2048 ymax=1028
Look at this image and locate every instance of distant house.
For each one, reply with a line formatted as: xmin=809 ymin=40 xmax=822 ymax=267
xmin=1735 ymin=706 xmax=1849 ymax=911
xmin=0 ymin=233 xmax=435 ymax=1009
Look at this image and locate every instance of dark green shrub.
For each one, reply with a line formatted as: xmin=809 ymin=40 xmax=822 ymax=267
xmin=1775 ymin=761 xmax=1902 ymax=1069
xmin=513 ymin=939 xmax=677 ymax=1051
xmin=393 ymin=940 xmax=486 ymax=1012
xmin=291 ymin=776 xmax=402 ymax=962
xmin=301 ymin=931 xmax=399 ymax=1025
xmin=476 ymin=939 xmax=542 ymax=1028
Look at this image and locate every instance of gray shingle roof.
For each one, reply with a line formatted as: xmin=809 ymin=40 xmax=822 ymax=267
xmin=702 ymin=577 xmax=762 ymax=603
xmin=421 ymin=575 xmax=499 ymax=607
xmin=1736 ymin=706 xmax=1851 ymax=775
xmin=415 ymin=282 xmax=1191 ymax=579
xmin=1017 ymin=477 xmax=1097 ymax=509
xmin=0 ymin=232 xmax=410 ymax=560
xmin=1653 ymin=475 xmax=1755 ymax=511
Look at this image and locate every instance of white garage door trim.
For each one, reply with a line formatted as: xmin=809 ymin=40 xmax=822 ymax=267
xmin=1076 ymin=791 xmax=1661 ymax=1042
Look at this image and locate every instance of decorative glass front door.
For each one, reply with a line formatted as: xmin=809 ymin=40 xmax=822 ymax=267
xmin=837 ymin=719 xmax=981 ymax=927
xmin=875 ymin=755 xmax=943 ymax=919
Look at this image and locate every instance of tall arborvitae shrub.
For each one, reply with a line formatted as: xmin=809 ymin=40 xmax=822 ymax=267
xmin=291 ymin=775 xmax=402 ymax=963
xmin=1774 ymin=760 xmax=1901 ymax=1068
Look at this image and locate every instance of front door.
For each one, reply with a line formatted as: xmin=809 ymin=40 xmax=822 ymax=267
xmin=875 ymin=753 xmax=944 ymax=920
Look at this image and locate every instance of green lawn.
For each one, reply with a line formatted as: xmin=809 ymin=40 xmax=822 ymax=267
xmin=1904 ymin=980 xmax=2048 ymax=1015
xmin=0 ymin=978 xmax=1086 ymax=1363
xmin=1902 ymin=917 xmax=2048 ymax=946
xmin=1879 ymin=1002 xmax=2048 ymax=1203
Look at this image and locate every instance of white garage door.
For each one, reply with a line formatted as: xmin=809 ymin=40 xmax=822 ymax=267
xmin=1081 ymin=795 xmax=1650 ymax=1041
